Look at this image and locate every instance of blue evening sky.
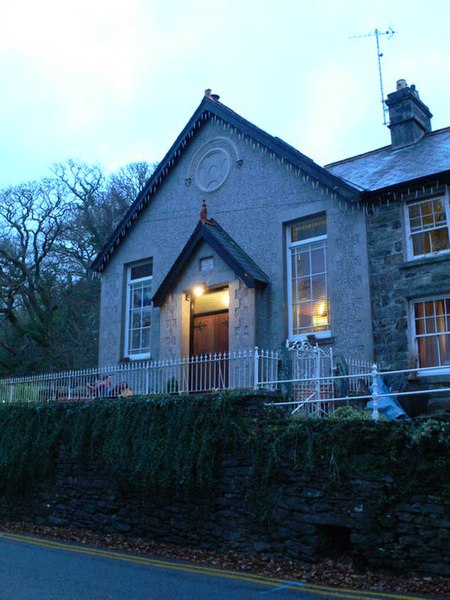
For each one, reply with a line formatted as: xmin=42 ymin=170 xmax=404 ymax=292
xmin=0 ymin=0 xmax=449 ymax=188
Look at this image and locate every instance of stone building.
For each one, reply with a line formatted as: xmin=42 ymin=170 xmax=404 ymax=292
xmin=328 ymin=79 xmax=450 ymax=372
xmin=93 ymin=80 xmax=450 ymax=375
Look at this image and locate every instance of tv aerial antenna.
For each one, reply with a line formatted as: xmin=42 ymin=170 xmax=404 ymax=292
xmin=350 ymin=27 xmax=396 ymax=125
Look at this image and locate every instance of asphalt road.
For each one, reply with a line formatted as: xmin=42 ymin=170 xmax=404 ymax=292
xmin=0 ymin=532 xmax=432 ymax=600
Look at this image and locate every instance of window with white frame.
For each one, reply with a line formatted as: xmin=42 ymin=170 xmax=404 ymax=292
xmin=405 ymin=193 xmax=450 ymax=259
xmin=125 ymin=261 xmax=153 ymax=358
xmin=412 ymin=296 xmax=450 ymax=369
xmin=287 ymin=214 xmax=330 ymax=338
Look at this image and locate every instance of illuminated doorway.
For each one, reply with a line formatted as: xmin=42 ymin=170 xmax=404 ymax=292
xmin=190 ymin=287 xmax=229 ymax=390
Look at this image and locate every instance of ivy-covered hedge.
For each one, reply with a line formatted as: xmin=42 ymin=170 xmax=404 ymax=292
xmin=0 ymin=395 xmax=244 ymax=499
xmin=252 ymin=413 xmax=450 ymax=513
xmin=0 ymin=396 xmax=449 ymax=511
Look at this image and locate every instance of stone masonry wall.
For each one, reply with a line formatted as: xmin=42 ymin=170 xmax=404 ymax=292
xmin=1 ymin=448 xmax=448 ymax=576
xmin=0 ymin=401 xmax=448 ymax=577
xmin=367 ymin=198 xmax=450 ymax=370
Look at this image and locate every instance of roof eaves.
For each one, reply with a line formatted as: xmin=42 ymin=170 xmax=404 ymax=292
xmin=92 ymin=96 xmax=360 ymax=272
xmin=92 ymin=97 xmax=214 ymax=272
xmin=206 ymin=102 xmax=360 ymax=200
xmin=361 ymin=169 xmax=450 ymax=201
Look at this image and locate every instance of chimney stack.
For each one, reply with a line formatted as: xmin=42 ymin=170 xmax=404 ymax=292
xmin=386 ymin=79 xmax=432 ymax=149
xmin=204 ymin=89 xmax=220 ymax=102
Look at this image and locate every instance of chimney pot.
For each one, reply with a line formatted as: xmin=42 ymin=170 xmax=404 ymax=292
xmin=396 ymin=79 xmax=408 ymax=90
xmin=211 ymin=93 xmax=220 ymax=101
xmin=204 ymin=89 xmax=212 ymax=98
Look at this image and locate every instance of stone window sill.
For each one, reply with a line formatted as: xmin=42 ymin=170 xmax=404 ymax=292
xmin=287 ymin=335 xmax=335 ymax=346
xmin=400 ymin=253 xmax=450 ymax=270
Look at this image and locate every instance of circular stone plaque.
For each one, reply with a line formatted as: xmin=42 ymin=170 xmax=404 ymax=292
xmin=195 ymin=148 xmax=230 ymax=192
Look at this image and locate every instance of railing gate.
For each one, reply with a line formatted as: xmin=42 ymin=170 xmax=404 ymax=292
xmin=287 ymin=340 xmax=334 ymax=415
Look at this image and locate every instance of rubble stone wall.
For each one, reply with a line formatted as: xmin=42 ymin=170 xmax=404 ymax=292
xmin=0 ymin=400 xmax=448 ymax=577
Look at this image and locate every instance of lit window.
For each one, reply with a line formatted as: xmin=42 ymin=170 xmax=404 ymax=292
xmin=125 ymin=261 xmax=153 ymax=358
xmin=412 ymin=296 xmax=450 ymax=369
xmin=406 ymin=195 xmax=450 ymax=259
xmin=287 ymin=214 xmax=330 ymax=338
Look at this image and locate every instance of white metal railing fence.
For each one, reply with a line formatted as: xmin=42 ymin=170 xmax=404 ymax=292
xmin=0 ymin=347 xmax=280 ymax=404
xmin=2 ymin=346 xmax=448 ymax=419
xmin=346 ymin=357 xmax=373 ymax=394
xmin=263 ymin=362 xmax=450 ymax=420
xmin=281 ymin=342 xmax=373 ymax=417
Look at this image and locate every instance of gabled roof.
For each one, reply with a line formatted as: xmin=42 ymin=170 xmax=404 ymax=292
xmin=325 ymin=127 xmax=450 ymax=192
xmin=92 ymin=94 xmax=359 ymax=273
xmin=152 ymin=217 xmax=269 ymax=307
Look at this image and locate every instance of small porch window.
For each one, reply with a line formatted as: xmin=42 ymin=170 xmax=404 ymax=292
xmin=125 ymin=261 xmax=153 ymax=359
xmin=200 ymin=256 xmax=214 ymax=272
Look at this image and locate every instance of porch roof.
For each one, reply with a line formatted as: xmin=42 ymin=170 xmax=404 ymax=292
xmin=152 ymin=217 xmax=269 ymax=307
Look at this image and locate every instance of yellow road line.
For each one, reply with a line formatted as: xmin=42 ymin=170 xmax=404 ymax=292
xmin=0 ymin=532 xmax=430 ymax=600
xmin=1 ymin=533 xmax=286 ymax=588
xmin=300 ymin=579 xmax=430 ymax=600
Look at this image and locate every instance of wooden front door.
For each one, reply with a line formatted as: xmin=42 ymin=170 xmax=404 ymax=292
xmin=191 ymin=311 xmax=229 ymax=391
xmin=192 ymin=312 xmax=229 ymax=356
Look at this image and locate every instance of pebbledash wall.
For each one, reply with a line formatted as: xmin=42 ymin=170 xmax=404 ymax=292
xmin=0 ymin=398 xmax=449 ymax=577
xmin=98 ymin=119 xmax=373 ymax=365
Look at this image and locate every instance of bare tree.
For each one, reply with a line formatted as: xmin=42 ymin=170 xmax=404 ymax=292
xmin=0 ymin=160 xmax=155 ymax=375
xmin=53 ymin=160 xmax=155 ymax=277
xmin=0 ymin=179 xmax=68 ymax=351
xmin=108 ymin=161 xmax=155 ymax=206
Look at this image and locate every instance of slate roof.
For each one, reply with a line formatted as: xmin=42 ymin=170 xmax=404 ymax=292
xmin=92 ymin=94 xmax=359 ymax=273
xmin=325 ymin=127 xmax=450 ymax=192
xmin=152 ymin=217 xmax=269 ymax=307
